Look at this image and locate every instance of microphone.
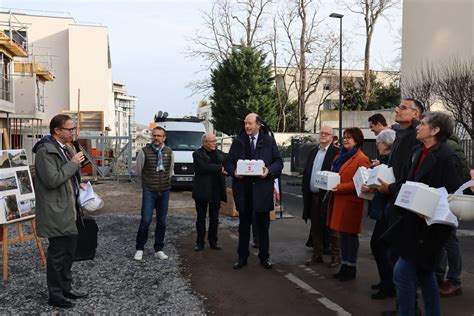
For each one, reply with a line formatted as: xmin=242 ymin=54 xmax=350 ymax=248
xmin=73 ymin=139 xmax=90 ymax=167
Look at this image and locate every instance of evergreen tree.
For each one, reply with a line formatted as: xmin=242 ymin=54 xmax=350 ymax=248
xmin=210 ymin=46 xmax=278 ymax=135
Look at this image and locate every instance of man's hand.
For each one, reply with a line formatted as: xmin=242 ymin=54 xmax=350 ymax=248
xmin=261 ymin=166 xmax=269 ymax=178
xmin=72 ymin=152 xmax=85 ymax=165
xmin=377 ymin=178 xmax=390 ymax=194
xmin=331 ymin=185 xmax=338 ymax=192
xmin=222 ymin=167 xmax=228 ymax=176
xmin=234 ymin=170 xmax=244 ymax=179
xmin=371 ymin=159 xmax=380 ymax=167
xmin=79 ymin=183 xmax=88 ymax=190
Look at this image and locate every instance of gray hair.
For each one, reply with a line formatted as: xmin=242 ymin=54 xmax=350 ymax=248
xmin=201 ymin=133 xmax=207 ymax=145
xmin=421 ymin=111 xmax=454 ymax=141
xmin=376 ymin=129 xmax=396 ymax=149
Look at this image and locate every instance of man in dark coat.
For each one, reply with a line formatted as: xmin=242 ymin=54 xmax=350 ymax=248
xmin=33 ymin=114 xmax=88 ymax=308
xmin=192 ymin=132 xmax=227 ymax=251
xmin=301 ymin=126 xmax=339 ymax=265
xmin=224 ymin=113 xmax=283 ymax=270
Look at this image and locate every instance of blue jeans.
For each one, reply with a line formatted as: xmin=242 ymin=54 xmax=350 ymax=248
xmin=136 ymin=190 xmax=170 ymax=252
xmin=340 ymin=233 xmax=359 ymax=266
xmin=436 ymin=228 xmax=462 ymax=285
xmin=394 ymin=257 xmax=440 ymax=316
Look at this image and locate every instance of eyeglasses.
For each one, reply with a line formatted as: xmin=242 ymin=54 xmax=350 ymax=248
xmin=206 ymin=140 xmax=217 ymax=143
xmin=320 ymin=132 xmax=333 ymax=137
xmin=396 ymin=104 xmax=418 ymax=112
xmin=342 ymin=136 xmax=353 ymax=140
xmin=60 ymin=127 xmax=77 ymax=132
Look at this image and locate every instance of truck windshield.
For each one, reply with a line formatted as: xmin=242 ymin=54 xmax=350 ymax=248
xmin=165 ymin=131 xmax=204 ymax=151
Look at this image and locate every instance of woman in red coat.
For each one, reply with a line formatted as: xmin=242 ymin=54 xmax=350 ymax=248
xmin=327 ymin=127 xmax=370 ymax=281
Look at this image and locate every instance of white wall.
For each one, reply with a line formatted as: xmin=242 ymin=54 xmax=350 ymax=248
xmin=68 ymin=25 xmax=114 ymax=133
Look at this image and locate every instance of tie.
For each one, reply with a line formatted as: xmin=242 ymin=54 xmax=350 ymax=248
xmin=250 ymin=136 xmax=256 ymax=157
xmin=61 ymin=145 xmax=72 ymax=160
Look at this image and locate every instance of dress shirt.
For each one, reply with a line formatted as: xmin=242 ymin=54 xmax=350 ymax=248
xmin=309 ymin=143 xmax=330 ymax=193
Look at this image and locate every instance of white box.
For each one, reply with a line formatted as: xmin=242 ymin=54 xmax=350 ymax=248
xmin=236 ymin=159 xmax=265 ymax=176
xmin=395 ymin=181 xmax=441 ymax=218
xmin=367 ymin=164 xmax=395 ymax=188
xmin=313 ymin=171 xmax=340 ymax=191
xmin=353 ymin=167 xmax=375 ymax=200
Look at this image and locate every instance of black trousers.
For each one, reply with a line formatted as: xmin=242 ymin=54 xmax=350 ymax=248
xmin=370 ymin=218 xmax=394 ymax=291
xmin=195 ymin=199 xmax=220 ymax=246
xmin=238 ymin=205 xmax=270 ymax=262
xmin=47 ymin=235 xmax=77 ymax=300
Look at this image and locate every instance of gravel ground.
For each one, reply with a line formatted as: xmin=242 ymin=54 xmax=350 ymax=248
xmin=0 ymin=212 xmax=238 ymax=314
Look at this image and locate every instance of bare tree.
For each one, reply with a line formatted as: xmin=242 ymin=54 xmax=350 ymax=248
xmin=279 ymin=0 xmax=339 ymax=132
xmin=401 ymin=62 xmax=438 ymax=111
xmin=339 ymin=0 xmax=399 ymax=109
xmin=186 ymin=0 xmax=273 ymax=95
xmin=436 ymin=57 xmax=473 ymax=139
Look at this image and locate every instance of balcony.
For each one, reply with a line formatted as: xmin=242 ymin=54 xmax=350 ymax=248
xmin=14 ymin=62 xmax=55 ymax=81
xmin=0 ymin=31 xmax=28 ymax=58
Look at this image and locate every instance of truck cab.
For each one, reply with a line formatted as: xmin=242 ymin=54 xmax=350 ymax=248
xmin=155 ymin=117 xmax=206 ymax=189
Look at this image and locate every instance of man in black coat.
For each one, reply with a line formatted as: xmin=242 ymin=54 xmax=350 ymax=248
xmin=301 ymin=126 xmax=339 ymax=265
xmin=192 ymin=132 xmax=227 ymax=251
xmin=224 ymin=113 xmax=283 ymax=270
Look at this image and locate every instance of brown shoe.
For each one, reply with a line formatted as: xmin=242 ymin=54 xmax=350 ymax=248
xmin=439 ymin=281 xmax=462 ymax=297
xmin=305 ymin=256 xmax=323 ymax=266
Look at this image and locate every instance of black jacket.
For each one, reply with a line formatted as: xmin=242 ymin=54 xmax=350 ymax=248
xmin=385 ymin=121 xmax=421 ymax=225
xmin=192 ymin=147 xmax=227 ymax=202
xmin=383 ymin=141 xmax=464 ymax=271
xmin=224 ymin=130 xmax=283 ymax=213
xmin=301 ymin=144 xmax=339 ymax=221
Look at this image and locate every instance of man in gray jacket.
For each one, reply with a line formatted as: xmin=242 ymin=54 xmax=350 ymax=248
xmin=33 ymin=114 xmax=87 ymax=309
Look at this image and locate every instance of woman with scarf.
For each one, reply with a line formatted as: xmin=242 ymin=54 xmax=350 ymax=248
xmin=326 ymin=127 xmax=370 ymax=281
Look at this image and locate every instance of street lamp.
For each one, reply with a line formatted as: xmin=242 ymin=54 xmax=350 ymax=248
xmin=329 ymin=12 xmax=344 ymax=141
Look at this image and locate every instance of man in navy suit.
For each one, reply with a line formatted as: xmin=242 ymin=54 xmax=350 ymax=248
xmin=225 ymin=113 xmax=283 ymax=270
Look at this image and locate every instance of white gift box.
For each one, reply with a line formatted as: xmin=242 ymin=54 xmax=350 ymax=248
xmin=236 ymin=159 xmax=265 ymax=176
xmin=395 ymin=181 xmax=441 ymax=218
xmin=353 ymin=167 xmax=375 ymax=200
xmin=313 ymin=171 xmax=340 ymax=191
xmin=367 ymin=164 xmax=395 ymax=188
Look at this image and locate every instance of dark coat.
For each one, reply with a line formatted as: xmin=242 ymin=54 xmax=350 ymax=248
xmin=192 ymin=147 xmax=227 ymax=202
xmin=32 ymin=136 xmax=80 ymax=238
xmin=385 ymin=121 xmax=421 ymax=225
xmin=224 ymin=130 xmax=283 ymax=213
xmin=301 ymin=144 xmax=339 ymax=221
xmin=383 ymin=141 xmax=464 ymax=271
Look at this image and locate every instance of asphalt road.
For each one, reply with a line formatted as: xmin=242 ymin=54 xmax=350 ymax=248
xmin=182 ymin=175 xmax=474 ymax=315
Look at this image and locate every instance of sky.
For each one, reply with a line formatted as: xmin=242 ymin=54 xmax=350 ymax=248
xmin=1 ymin=0 xmax=402 ymax=125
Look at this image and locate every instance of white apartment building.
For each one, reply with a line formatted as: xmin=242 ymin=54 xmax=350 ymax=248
xmin=0 ymin=10 xmax=116 ymax=137
xmin=275 ymin=67 xmax=399 ymax=132
xmin=113 ymin=81 xmax=137 ymax=143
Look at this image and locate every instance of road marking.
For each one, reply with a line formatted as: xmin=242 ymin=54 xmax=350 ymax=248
xmin=285 ymin=273 xmax=320 ymax=294
xmin=457 ymin=229 xmax=474 ymax=237
xmin=282 ymin=191 xmax=303 ymax=198
xmin=285 ymin=273 xmax=351 ymax=316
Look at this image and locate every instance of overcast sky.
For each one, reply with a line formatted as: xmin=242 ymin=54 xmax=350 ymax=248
xmin=2 ymin=0 xmax=401 ymax=125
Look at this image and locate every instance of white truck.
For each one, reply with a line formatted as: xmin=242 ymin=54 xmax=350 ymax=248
xmin=155 ymin=117 xmax=206 ymax=189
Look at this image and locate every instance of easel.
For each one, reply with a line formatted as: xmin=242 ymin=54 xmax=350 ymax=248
xmin=0 ymin=130 xmax=46 ymax=281
xmin=0 ymin=217 xmax=46 ymax=281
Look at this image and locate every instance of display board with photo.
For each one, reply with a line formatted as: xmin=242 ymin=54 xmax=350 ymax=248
xmin=0 ymin=149 xmax=36 ymax=224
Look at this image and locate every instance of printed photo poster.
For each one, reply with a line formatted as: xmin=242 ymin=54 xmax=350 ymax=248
xmin=0 ymin=149 xmax=36 ymax=224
